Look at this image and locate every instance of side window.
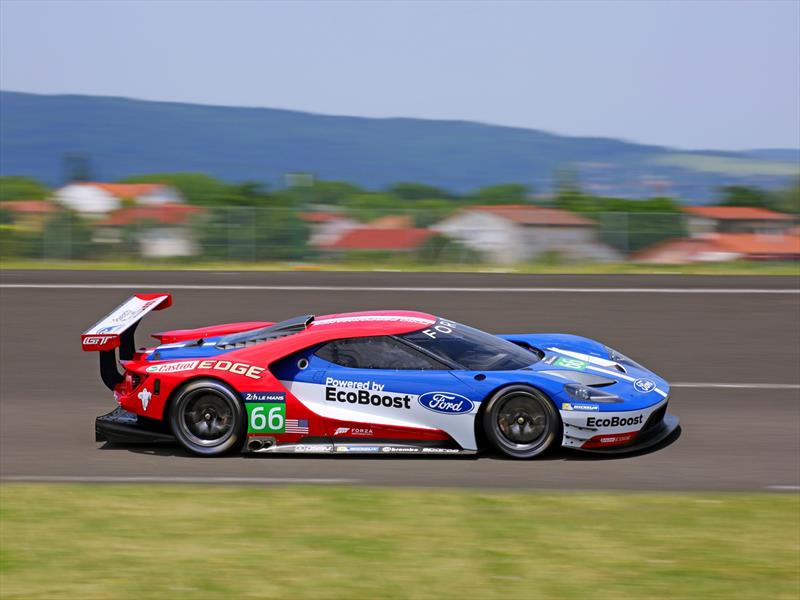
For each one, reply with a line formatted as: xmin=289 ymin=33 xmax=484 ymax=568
xmin=315 ymin=336 xmax=445 ymax=370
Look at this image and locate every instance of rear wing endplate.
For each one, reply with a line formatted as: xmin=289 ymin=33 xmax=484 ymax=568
xmin=81 ymin=294 xmax=172 ymax=352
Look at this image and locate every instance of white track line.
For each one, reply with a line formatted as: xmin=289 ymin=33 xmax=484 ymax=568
xmin=0 ymin=476 xmax=359 ymax=484
xmin=671 ymin=382 xmax=800 ymax=390
xmin=1 ymin=284 xmax=798 ymax=294
xmin=765 ymin=485 xmax=800 ymax=491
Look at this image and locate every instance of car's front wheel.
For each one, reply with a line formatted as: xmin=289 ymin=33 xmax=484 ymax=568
xmin=482 ymin=385 xmax=559 ymax=459
xmin=169 ymin=379 xmax=245 ymax=456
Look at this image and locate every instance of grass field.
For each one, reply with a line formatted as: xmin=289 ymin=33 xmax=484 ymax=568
xmin=0 ymin=485 xmax=798 ymax=599
xmin=1 ymin=259 xmax=799 ymax=276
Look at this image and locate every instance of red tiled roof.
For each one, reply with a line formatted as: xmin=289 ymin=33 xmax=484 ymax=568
xmin=78 ymin=182 xmax=168 ymax=198
xmin=300 ymin=212 xmax=350 ymax=223
xmin=2 ymin=200 xmax=58 ymax=214
xmin=683 ymin=206 xmax=794 ymax=221
xmin=324 ymin=227 xmax=435 ymax=250
xmin=635 ymin=233 xmax=800 ymax=262
xmin=470 ymin=205 xmax=593 ymax=226
xmin=712 ymin=233 xmax=800 ymax=255
xmin=98 ymin=204 xmax=204 ymax=226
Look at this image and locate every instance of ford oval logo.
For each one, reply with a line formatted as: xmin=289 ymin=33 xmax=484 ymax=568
xmin=418 ymin=391 xmax=474 ymax=415
xmin=633 ymin=378 xmax=656 ymax=393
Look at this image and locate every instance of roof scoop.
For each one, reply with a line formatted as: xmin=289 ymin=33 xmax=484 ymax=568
xmin=216 ymin=314 xmax=314 ymax=350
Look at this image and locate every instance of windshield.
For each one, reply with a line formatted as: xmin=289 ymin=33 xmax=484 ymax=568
xmin=400 ymin=318 xmax=541 ymax=371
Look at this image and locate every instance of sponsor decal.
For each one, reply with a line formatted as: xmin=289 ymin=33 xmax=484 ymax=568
xmin=96 ymin=325 xmax=118 ymax=334
xmin=421 ymin=447 xmax=461 ymax=454
xmin=242 ymin=392 xmax=286 ymax=403
xmin=562 ymin=402 xmax=599 ymax=412
xmin=314 ymin=315 xmax=434 ymax=326
xmin=421 ymin=319 xmax=459 ymax=339
xmin=554 ymin=357 xmax=587 ymax=370
xmin=633 ymin=378 xmax=656 ymax=394
xmin=137 ymin=387 xmax=151 ymax=411
xmin=586 ymin=414 xmax=644 ymax=428
xmin=418 ymin=391 xmax=474 ymax=415
xmin=336 ymin=446 xmax=380 ymax=453
xmin=325 ymin=377 xmax=411 ymax=410
xmin=146 ymin=360 xmax=265 ymax=379
xmin=294 ymin=444 xmax=332 ymax=453
xmin=380 ymin=446 xmax=421 ymax=453
xmin=333 ymin=427 xmax=374 ymax=437
xmin=83 ymin=335 xmax=115 ymax=346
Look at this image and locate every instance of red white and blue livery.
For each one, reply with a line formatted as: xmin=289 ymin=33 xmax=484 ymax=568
xmin=83 ymin=294 xmax=679 ymax=458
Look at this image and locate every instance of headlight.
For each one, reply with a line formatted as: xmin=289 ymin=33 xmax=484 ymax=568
xmin=605 ymin=346 xmax=646 ymax=371
xmin=564 ymin=383 xmax=620 ymax=403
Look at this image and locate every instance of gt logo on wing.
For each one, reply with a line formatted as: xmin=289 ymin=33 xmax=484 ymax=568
xmin=84 ymin=336 xmax=115 ymax=345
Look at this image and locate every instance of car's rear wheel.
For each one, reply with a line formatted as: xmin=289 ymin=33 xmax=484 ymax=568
xmin=169 ymin=379 xmax=245 ymax=456
xmin=482 ymin=385 xmax=559 ymax=459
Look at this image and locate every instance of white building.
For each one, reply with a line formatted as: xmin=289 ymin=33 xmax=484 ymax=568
xmin=55 ymin=182 xmax=182 ymax=215
xmin=433 ymin=204 xmax=621 ymax=263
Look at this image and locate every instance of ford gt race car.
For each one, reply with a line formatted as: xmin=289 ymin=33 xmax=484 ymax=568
xmin=82 ymin=294 xmax=679 ymax=459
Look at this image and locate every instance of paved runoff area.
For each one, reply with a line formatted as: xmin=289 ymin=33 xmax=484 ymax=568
xmin=1 ymin=270 xmax=798 ymax=491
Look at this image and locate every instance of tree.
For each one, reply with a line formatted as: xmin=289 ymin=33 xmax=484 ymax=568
xmin=469 ymin=183 xmax=531 ymax=205
xmin=0 ymin=176 xmax=51 ymax=201
xmin=718 ymin=185 xmax=772 ymax=208
xmin=387 ymin=182 xmax=454 ymax=201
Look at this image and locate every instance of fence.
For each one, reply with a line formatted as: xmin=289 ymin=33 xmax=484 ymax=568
xmin=0 ymin=205 xmax=780 ymax=265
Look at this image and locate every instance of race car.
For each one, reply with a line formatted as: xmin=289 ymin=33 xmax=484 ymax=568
xmin=82 ymin=294 xmax=679 ymax=459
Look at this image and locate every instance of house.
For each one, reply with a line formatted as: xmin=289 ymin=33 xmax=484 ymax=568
xmin=634 ymin=233 xmax=800 ymax=264
xmin=2 ymin=200 xmax=59 ymax=229
xmin=55 ymin=182 xmax=182 ymax=216
xmin=322 ymin=227 xmax=435 ymax=252
xmin=433 ymin=204 xmax=621 ymax=263
xmin=300 ymin=211 xmax=359 ymax=247
xmin=95 ymin=204 xmax=205 ymax=257
xmin=683 ymin=206 xmax=795 ymax=235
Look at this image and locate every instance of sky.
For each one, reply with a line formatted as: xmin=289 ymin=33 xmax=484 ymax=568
xmin=1 ymin=0 xmax=798 ymax=151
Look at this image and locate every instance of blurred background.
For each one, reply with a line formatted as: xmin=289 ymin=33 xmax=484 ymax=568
xmin=1 ymin=1 xmax=798 ymax=599
xmin=0 ymin=0 xmax=798 ymax=271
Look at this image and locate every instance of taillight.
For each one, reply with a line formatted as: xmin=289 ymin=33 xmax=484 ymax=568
xmin=124 ymin=371 xmax=146 ymax=391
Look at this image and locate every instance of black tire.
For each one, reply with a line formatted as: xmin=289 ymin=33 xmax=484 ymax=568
xmin=482 ymin=385 xmax=560 ymax=459
xmin=169 ymin=379 xmax=245 ymax=456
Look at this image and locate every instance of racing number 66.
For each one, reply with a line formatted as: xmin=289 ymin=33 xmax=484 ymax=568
xmin=247 ymin=403 xmax=285 ymax=433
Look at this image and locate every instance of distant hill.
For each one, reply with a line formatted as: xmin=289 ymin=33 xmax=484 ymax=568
xmin=0 ymin=90 xmax=797 ymax=199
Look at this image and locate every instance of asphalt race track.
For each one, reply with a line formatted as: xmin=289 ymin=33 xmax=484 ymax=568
xmin=1 ymin=270 xmax=798 ymax=491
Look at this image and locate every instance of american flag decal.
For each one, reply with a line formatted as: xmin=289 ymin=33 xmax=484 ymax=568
xmin=285 ymin=419 xmax=309 ymax=434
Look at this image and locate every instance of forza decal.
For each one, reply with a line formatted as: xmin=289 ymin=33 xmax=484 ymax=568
xmin=633 ymin=378 xmax=656 ymax=393
xmin=146 ymin=360 xmax=266 ymax=379
xmin=333 ymin=427 xmax=374 ymax=437
xmin=586 ymin=414 xmax=644 ymax=428
xmin=245 ymin=393 xmax=286 ymax=434
xmin=418 ymin=391 xmax=474 ymax=415
xmin=553 ymin=357 xmax=587 ymax=370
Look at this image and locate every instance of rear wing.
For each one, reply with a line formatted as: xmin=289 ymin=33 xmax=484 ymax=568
xmin=81 ymin=293 xmax=172 ymax=352
xmin=81 ymin=293 xmax=172 ymax=390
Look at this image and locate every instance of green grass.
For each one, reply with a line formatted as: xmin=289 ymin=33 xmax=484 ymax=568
xmin=1 ymin=258 xmax=798 ymax=276
xmin=650 ymin=153 xmax=800 ymax=177
xmin=1 ymin=485 xmax=798 ymax=600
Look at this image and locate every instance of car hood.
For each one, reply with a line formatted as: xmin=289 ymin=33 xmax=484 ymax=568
xmin=496 ymin=333 xmax=669 ymax=410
